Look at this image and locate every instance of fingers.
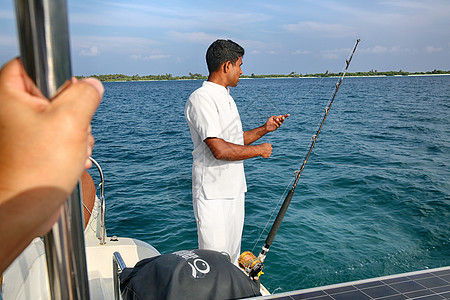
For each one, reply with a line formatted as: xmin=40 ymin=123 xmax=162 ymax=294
xmin=52 ymin=78 xmax=103 ymax=125
xmin=0 ymin=58 xmax=45 ymax=98
xmin=274 ymin=113 xmax=289 ymax=123
xmin=273 ymin=116 xmax=283 ymax=126
xmin=85 ymin=130 xmax=94 ymax=169
xmin=260 ymin=143 xmax=273 ymax=158
xmin=0 ymin=58 xmax=24 ymax=88
xmin=268 ymin=114 xmax=289 ymax=130
xmin=0 ymin=58 xmax=104 ymax=117
xmin=51 ymin=78 xmax=102 ymax=171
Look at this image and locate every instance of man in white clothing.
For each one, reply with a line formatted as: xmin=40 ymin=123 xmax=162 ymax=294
xmin=185 ymin=39 xmax=289 ymax=264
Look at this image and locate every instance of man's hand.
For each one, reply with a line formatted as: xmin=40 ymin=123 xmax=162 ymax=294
xmin=258 ymin=143 xmax=273 ymax=158
xmin=264 ymin=114 xmax=290 ymax=132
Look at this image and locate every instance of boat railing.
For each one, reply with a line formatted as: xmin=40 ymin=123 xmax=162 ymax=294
xmin=88 ymin=157 xmax=106 ymax=245
xmin=113 ymin=252 xmax=127 ymax=300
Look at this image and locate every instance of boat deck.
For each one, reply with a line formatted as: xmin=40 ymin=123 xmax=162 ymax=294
xmin=249 ymin=266 xmax=450 ymax=300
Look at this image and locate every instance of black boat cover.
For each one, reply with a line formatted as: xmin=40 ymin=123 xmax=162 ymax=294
xmin=119 ymin=249 xmax=261 ymax=300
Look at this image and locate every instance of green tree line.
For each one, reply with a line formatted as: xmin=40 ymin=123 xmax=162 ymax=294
xmin=76 ymin=69 xmax=450 ymax=82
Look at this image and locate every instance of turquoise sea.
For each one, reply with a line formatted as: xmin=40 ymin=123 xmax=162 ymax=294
xmin=89 ymin=75 xmax=450 ymax=294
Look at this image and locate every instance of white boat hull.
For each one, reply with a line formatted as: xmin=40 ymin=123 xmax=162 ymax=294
xmin=2 ymin=235 xmax=160 ymax=300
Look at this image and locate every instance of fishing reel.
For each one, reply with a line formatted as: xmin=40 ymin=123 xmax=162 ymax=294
xmin=238 ymin=251 xmax=264 ymax=280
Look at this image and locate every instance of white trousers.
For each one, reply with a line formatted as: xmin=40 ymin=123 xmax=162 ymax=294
xmin=193 ymin=193 xmax=245 ymax=265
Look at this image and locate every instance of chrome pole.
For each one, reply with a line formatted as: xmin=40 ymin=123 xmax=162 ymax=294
xmin=89 ymin=157 xmax=106 ymax=244
xmin=14 ymin=0 xmax=90 ymax=299
xmin=113 ymin=252 xmax=127 ymax=300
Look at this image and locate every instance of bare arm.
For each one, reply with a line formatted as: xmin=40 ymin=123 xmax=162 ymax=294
xmin=244 ymin=114 xmax=289 ymax=145
xmin=205 ymin=137 xmax=272 ymax=160
xmin=0 ymin=58 xmax=102 ymax=273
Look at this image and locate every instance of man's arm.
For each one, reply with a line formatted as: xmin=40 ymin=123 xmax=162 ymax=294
xmin=205 ymin=114 xmax=289 ymax=161
xmin=244 ymin=114 xmax=289 ymax=145
xmin=205 ymin=137 xmax=272 ymax=160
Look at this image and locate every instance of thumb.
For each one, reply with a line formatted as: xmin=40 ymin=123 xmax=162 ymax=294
xmin=51 ymin=78 xmax=103 ymax=124
xmin=80 ymin=77 xmax=104 ymax=96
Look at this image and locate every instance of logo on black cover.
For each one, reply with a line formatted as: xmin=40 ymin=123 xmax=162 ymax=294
xmin=173 ymin=250 xmax=211 ymax=279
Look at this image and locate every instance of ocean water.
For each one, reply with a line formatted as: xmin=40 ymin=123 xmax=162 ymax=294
xmin=89 ymin=75 xmax=450 ymax=293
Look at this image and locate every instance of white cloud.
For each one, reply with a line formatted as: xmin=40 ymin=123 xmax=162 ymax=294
xmin=361 ymin=45 xmax=388 ymax=54
xmin=167 ymin=31 xmax=219 ymax=44
xmin=359 ymin=45 xmax=415 ymax=54
xmin=69 ymin=3 xmax=271 ymax=32
xmin=238 ymin=39 xmax=285 ymax=59
xmin=389 ymin=46 xmax=403 ymax=53
xmin=321 ymin=48 xmax=351 ymax=59
xmin=238 ymin=40 xmax=266 ymax=50
xmin=283 ymin=21 xmax=354 ymax=37
xmin=79 ymin=45 xmax=99 ymax=57
xmin=130 ymin=54 xmax=170 ymax=61
xmin=143 ymin=54 xmax=170 ymax=61
xmin=425 ymin=46 xmax=443 ymax=53
xmin=72 ymin=35 xmax=171 ymax=64
xmin=72 ymin=35 xmax=160 ymax=55
xmin=292 ymin=50 xmax=310 ymax=55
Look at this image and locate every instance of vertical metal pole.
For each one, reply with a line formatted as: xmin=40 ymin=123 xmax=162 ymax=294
xmin=89 ymin=157 xmax=106 ymax=245
xmin=113 ymin=252 xmax=127 ymax=300
xmin=14 ymin=1 xmax=90 ymax=299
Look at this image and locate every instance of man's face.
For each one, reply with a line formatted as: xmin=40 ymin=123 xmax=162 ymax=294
xmin=227 ymin=56 xmax=243 ymax=87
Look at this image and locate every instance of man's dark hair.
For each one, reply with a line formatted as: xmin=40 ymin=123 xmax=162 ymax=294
xmin=206 ymin=39 xmax=245 ymax=73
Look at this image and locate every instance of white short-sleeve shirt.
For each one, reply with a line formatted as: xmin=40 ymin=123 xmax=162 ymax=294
xmin=185 ymin=81 xmax=247 ymax=199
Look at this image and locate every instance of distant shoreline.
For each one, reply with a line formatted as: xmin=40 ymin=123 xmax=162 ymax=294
xmin=76 ymin=70 xmax=450 ymax=82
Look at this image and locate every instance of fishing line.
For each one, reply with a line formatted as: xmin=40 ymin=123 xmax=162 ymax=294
xmin=252 ymin=40 xmax=361 ymax=250
xmin=251 ymin=176 xmax=295 ymax=253
xmin=286 ymin=76 xmax=327 ymax=114
xmin=265 ymin=76 xmax=329 ymax=147
xmin=239 ymin=39 xmax=361 ymax=280
xmin=242 ymin=71 xmax=328 ymax=147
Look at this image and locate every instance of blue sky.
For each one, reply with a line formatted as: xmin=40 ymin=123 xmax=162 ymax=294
xmin=1 ymin=0 xmax=449 ymax=76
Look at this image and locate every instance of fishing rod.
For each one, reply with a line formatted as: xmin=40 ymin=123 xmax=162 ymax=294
xmin=238 ymin=39 xmax=360 ymax=280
